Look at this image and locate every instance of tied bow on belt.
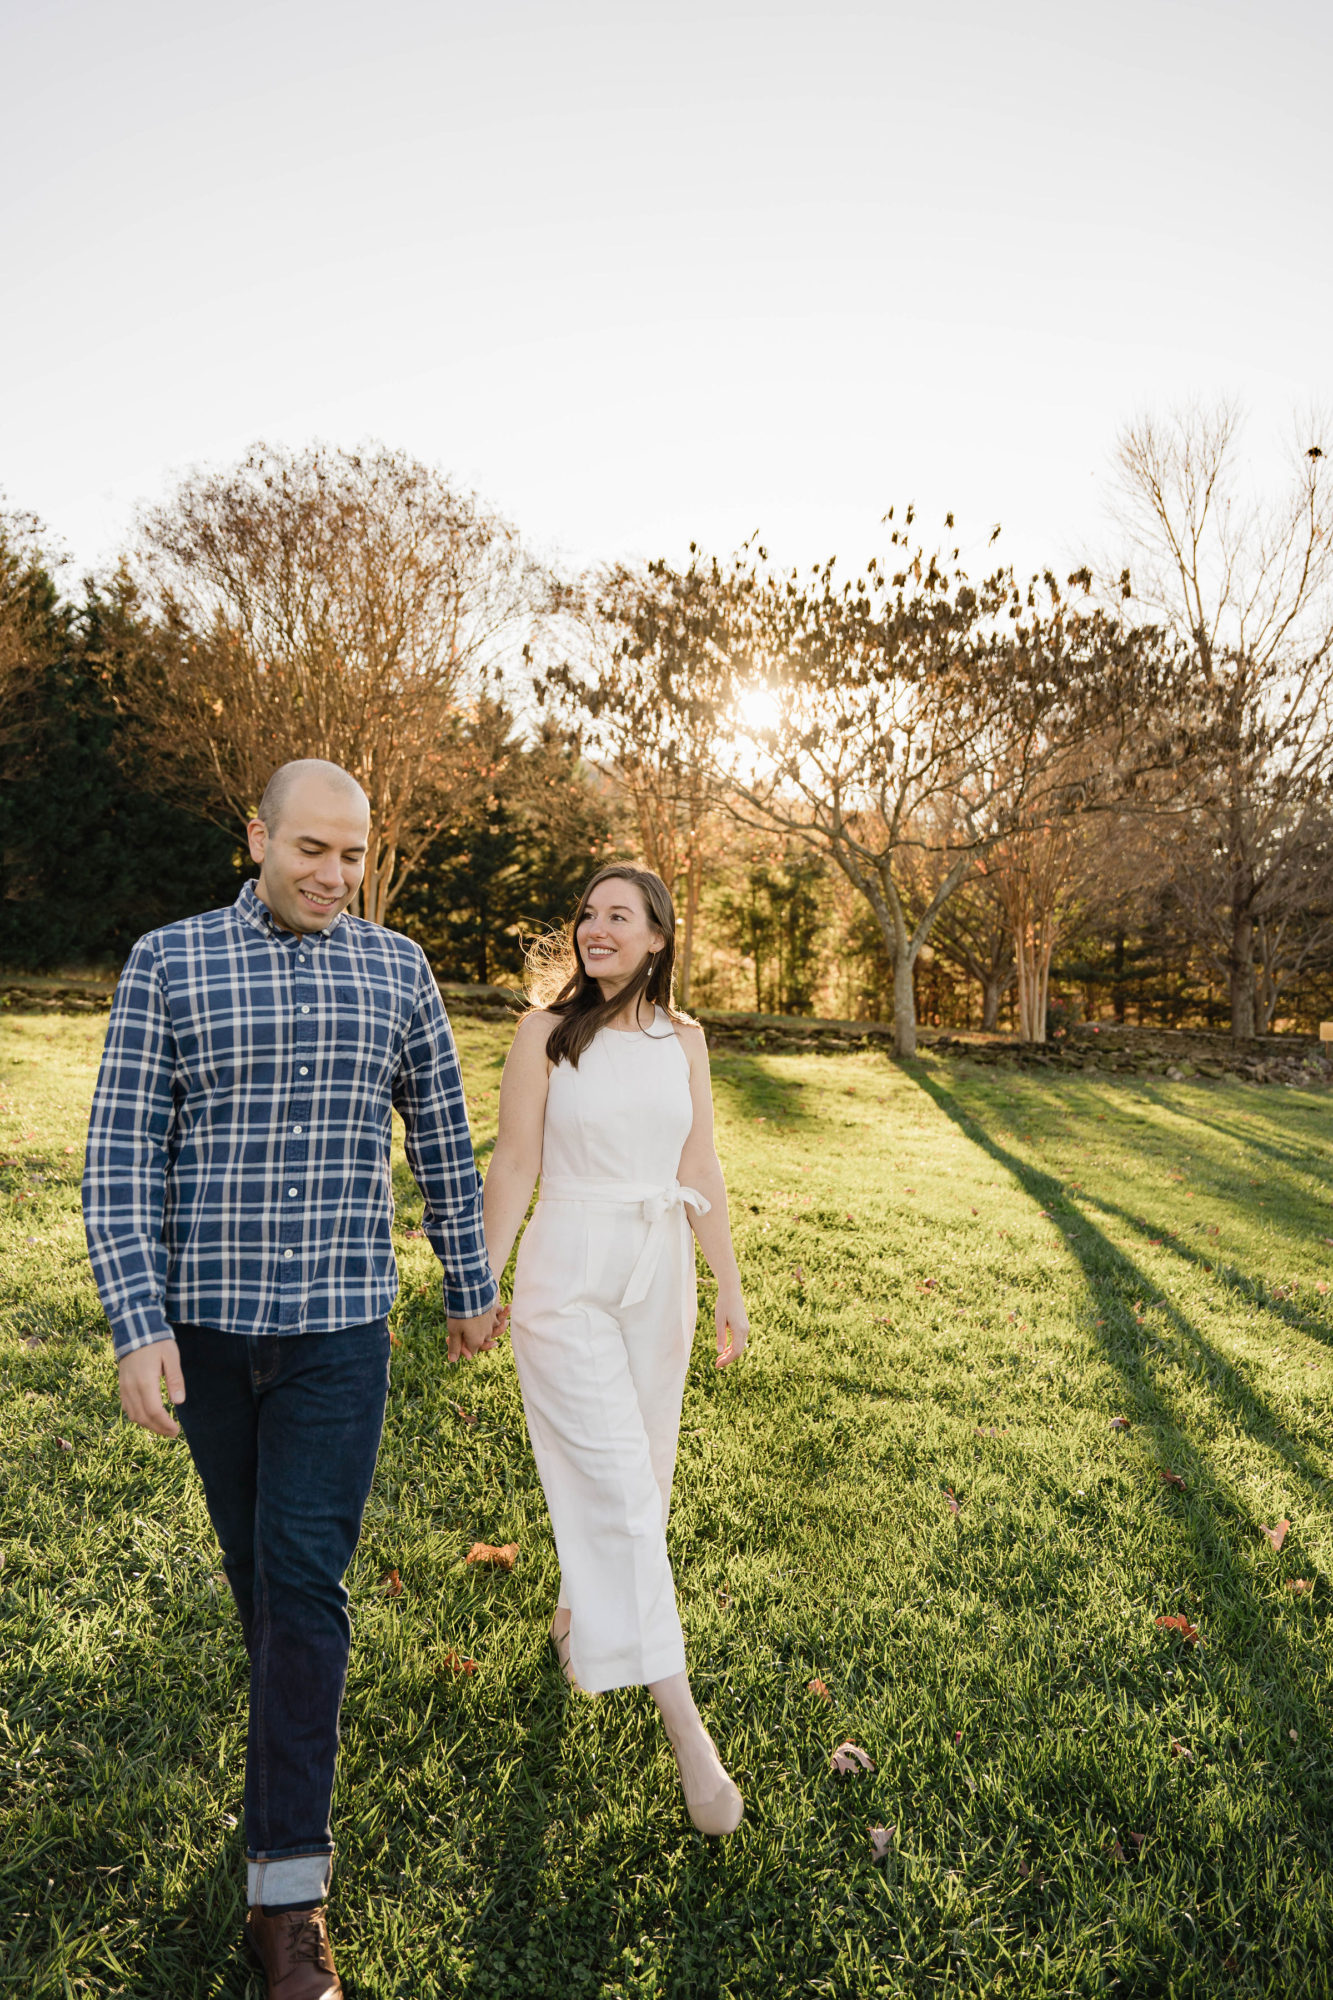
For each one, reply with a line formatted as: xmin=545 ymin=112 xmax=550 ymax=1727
xmin=537 ymin=1176 xmax=711 ymax=1308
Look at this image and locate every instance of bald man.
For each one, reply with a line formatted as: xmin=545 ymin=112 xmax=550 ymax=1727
xmin=83 ymin=760 xmax=500 ymax=1999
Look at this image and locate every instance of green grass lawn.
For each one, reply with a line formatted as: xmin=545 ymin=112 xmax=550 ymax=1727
xmin=2 ymin=1012 xmax=1333 ymax=2000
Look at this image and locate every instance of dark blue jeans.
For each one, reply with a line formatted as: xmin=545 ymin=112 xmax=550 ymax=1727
xmin=174 ymin=1320 xmax=390 ymax=1889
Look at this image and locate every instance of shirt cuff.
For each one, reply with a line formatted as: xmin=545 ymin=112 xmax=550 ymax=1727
xmin=441 ymin=1271 xmax=499 ymax=1320
xmin=108 ymin=1300 xmax=177 ymax=1359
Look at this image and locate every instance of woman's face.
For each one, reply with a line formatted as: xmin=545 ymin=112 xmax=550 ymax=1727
xmin=576 ymin=878 xmax=664 ymax=991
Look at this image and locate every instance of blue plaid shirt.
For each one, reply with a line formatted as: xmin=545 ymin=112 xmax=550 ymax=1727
xmin=83 ymin=881 xmax=497 ymax=1357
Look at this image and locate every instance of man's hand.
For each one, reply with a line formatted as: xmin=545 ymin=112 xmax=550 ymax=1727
xmin=118 ymin=1339 xmax=186 ymax=1437
xmin=446 ymin=1301 xmax=508 ymax=1365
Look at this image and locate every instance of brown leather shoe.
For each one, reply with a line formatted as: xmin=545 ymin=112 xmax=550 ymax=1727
xmin=245 ymin=1905 xmax=343 ymax=1999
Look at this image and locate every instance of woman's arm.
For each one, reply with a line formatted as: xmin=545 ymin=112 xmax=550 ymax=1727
xmin=675 ymin=1023 xmax=749 ymax=1368
xmin=482 ymin=1013 xmax=553 ymax=1280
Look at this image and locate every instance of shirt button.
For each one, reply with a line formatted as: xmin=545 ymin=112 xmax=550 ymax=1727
xmin=283 ymin=1248 xmax=294 ymax=1260
xmin=299 ymin=1067 xmax=309 ymax=1076
xmin=301 ymin=1005 xmax=310 ymax=1014
xmin=288 ymin=1187 xmax=298 ymax=1197
xmin=298 ymin=953 xmax=306 ymax=962
xmin=293 ymin=1125 xmax=303 ymax=1135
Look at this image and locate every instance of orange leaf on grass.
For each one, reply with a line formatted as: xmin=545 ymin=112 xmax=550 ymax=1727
xmin=807 ymin=1678 xmax=832 ymax=1703
xmin=1156 ymin=1614 xmax=1202 ymax=1645
xmin=382 ymin=1569 xmax=403 ymax=1597
xmin=830 ymin=1741 xmax=876 ymax=1776
xmin=1261 ymin=1520 xmax=1290 ymax=1553
xmin=453 ymin=1402 xmax=478 ymax=1426
xmin=1169 ymin=1737 xmax=1192 ymax=1759
xmin=442 ymin=1649 xmax=477 ymax=1675
xmin=1158 ymin=1469 xmax=1186 ymax=1490
xmin=868 ymin=1825 xmax=895 ymax=1862
xmin=1285 ymin=1578 xmax=1313 ymax=1593
xmin=466 ymin=1542 xmax=518 ymax=1570
xmin=944 ymin=1488 xmax=962 ymax=1516
xmin=1109 ymin=1416 xmax=1131 ymax=1432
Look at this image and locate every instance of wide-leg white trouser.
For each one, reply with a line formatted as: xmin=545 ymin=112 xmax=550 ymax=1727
xmin=510 ymin=1195 xmax=695 ymax=1694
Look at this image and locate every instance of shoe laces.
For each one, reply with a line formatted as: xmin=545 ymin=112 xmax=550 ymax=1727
xmin=285 ymin=1910 xmax=333 ymax=1969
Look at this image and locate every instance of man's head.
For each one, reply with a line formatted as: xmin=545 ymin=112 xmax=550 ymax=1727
xmin=247 ymin=760 xmax=371 ymax=933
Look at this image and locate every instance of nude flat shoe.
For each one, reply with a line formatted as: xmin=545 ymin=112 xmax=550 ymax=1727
xmin=674 ymin=1736 xmax=744 ymax=1837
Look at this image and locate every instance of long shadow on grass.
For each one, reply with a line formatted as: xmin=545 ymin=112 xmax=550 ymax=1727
xmin=906 ymin=1065 xmax=1333 ymax=1796
xmin=709 ymin=1053 xmax=818 ymax=1131
xmin=1069 ymin=1185 xmax=1333 ymax=1359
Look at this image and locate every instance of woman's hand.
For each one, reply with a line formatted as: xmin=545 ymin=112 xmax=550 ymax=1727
xmin=714 ymin=1293 xmax=749 ymax=1369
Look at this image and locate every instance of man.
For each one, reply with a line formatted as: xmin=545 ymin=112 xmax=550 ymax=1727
xmin=83 ymin=759 xmax=500 ymax=2000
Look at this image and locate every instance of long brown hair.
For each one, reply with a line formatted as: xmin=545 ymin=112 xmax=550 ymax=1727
xmin=527 ymin=865 xmax=684 ymax=1068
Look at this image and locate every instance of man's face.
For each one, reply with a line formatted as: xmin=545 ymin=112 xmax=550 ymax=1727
xmin=247 ymin=778 xmax=370 ymax=933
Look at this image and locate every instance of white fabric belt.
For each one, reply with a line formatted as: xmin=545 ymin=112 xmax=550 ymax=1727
xmin=537 ymin=1176 xmax=710 ymax=1308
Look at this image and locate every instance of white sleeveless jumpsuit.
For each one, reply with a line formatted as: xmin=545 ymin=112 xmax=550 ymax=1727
xmin=509 ymin=1009 xmax=708 ymax=1695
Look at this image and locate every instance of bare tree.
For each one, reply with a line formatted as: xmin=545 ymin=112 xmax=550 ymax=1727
xmin=1113 ymin=403 xmax=1333 ymax=1036
xmin=534 ymin=557 xmax=738 ymax=1005
xmin=127 ymin=442 xmax=540 ymax=923
xmin=704 ymin=522 xmax=1171 ymax=1054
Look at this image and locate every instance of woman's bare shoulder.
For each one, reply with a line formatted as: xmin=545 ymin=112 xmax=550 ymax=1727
xmin=673 ymin=1017 xmax=709 ymax=1059
xmin=510 ymin=1010 xmax=558 ymax=1050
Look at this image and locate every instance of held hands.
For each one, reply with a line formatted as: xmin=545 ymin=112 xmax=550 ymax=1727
xmin=714 ymin=1292 xmax=750 ymax=1370
xmin=118 ymin=1338 xmax=186 ymax=1437
xmin=447 ymin=1300 xmax=510 ymax=1366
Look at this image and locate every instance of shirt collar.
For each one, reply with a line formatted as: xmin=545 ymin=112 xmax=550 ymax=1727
xmin=235 ymin=878 xmax=347 ymax=945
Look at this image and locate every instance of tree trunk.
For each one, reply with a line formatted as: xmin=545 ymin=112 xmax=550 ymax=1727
xmin=981 ymin=971 xmax=1006 ymax=1033
xmin=1229 ymin=911 xmax=1256 ymax=1039
xmin=677 ymin=848 xmax=702 ymax=1007
xmin=893 ymin=952 xmax=918 ymax=1056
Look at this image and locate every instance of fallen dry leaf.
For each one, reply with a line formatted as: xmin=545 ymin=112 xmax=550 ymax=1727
xmin=1108 ymin=1839 xmax=1126 ymax=1863
xmin=1317 ymin=1281 xmax=1330 ymax=1295
xmin=1289 ymin=1728 xmax=1299 ymax=1743
xmin=388 ymin=1330 xmax=401 ymax=1349
xmin=442 ymin=1649 xmax=477 ymax=1674
xmin=1261 ymin=1520 xmax=1290 ymax=1554
xmin=975 ymin=1426 xmax=1009 ymax=1437
xmin=1169 ymin=1737 xmax=1192 ymax=1759
xmin=917 ymin=1277 xmax=937 ymax=1292
xmin=1109 ymin=1415 xmax=1131 ymax=1432
xmin=465 ymin=1542 xmax=518 ymax=1570
xmin=945 ymin=1488 xmax=962 ymax=1516
xmin=830 ymin=1741 xmax=876 ymax=1776
xmin=1285 ymin=1578 xmax=1313 ymax=1593
xmin=54 ymin=1436 xmax=73 ymax=1453
xmin=792 ymin=1264 xmax=805 ymax=1284
xmin=868 ymin=1825 xmax=895 ymax=1863
xmin=807 ymin=1677 xmax=832 ymax=1703
xmin=453 ymin=1402 xmax=478 ymax=1426
xmin=382 ymin=1569 xmax=403 ymax=1597
xmin=1128 ymin=1831 xmax=1146 ymax=1850
xmin=1158 ymin=1469 xmax=1186 ymax=1491
xmin=1155 ymin=1613 xmax=1202 ymax=1645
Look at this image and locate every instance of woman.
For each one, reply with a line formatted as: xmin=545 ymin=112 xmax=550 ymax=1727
xmin=483 ymin=864 xmax=750 ymax=1836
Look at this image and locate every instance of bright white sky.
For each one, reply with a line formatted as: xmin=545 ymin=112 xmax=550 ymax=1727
xmin=1 ymin=0 xmax=1327 ymax=588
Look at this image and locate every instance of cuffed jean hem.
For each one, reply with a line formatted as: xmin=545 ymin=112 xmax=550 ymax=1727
xmin=247 ymin=1853 xmax=334 ymax=1908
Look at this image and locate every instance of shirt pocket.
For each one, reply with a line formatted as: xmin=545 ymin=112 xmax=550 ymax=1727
xmin=334 ymin=982 xmax=402 ymax=1074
